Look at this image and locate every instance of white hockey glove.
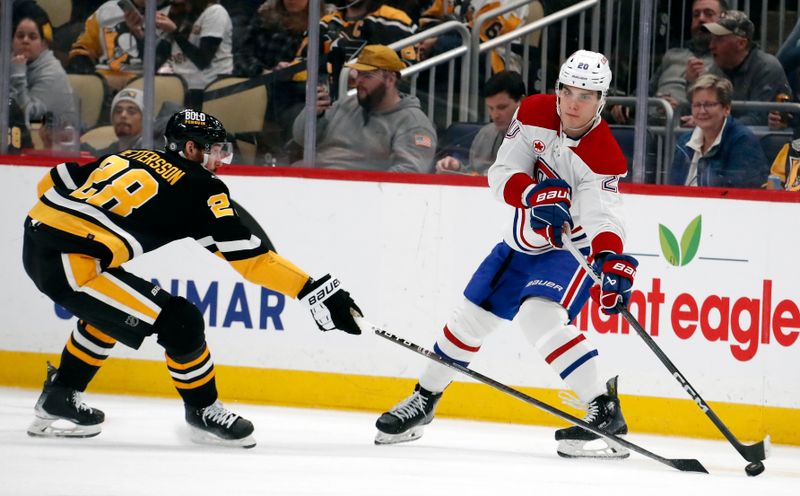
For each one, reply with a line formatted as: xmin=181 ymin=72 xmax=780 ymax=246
xmin=298 ymin=274 xmax=363 ymax=335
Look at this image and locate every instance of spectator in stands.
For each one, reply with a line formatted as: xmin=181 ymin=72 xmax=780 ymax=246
xmin=221 ymin=0 xmax=262 ymax=51
xmin=49 ymin=0 xmax=106 ymax=66
xmin=10 ymin=2 xmax=76 ymax=124
xmin=67 ymin=0 xmax=170 ymax=89
xmin=765 ymin=133 xmax=800 ymax=191
xmin=86 ymin=88 xmax=144 ymax=156
xmin=233 ymin=0 xmax=327 ymax=152
xmin=669 ymin=74 xmax=767 ymax=188
xmin=155 ymin=0 xmax=233 ymax=104
xmin=297 ymin=0 xmax=417 ymax=78
xmin=776 ymin=18 xmax=800 ymax=101
xmin=291 ymin=45 xmax=437 ymax=173
xmin=82 ymin=87 xmax=182 ymax=157
xmin=436 ymin=71 xmax=525 ymax=175
xmin=234 ymin=0 xmax=320 ymax=77
xmin=700 ymin=10 xmax=790 ymax=127
xmin=611 ymin=0 xmax=728 ymax=124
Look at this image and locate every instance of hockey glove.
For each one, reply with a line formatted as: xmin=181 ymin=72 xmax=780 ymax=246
xmin=298 ymin=274 xmax=363 ymax=335
xmin=590 ymin=254 xmax=639 ymax=314
xmin=524 ymin=178 xmax=573 ymax=248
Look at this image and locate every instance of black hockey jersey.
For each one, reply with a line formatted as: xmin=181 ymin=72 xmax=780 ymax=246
xmin=28 ymin=149 xmax=309 ymax=296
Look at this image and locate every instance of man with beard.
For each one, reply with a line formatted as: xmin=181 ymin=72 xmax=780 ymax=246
xmin=291 ymin=45 xmax=437 ymax=173
xmin=88 ymin=88 xmax=145 ymax=156
xmin=610 ymin=0 xmax=728 ymax=124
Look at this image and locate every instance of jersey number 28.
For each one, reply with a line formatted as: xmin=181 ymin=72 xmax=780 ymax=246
xmin=71 ymin=155 xmax=159 ymax=217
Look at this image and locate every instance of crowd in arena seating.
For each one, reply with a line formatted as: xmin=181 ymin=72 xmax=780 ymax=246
xmin=6 ymin=0 xmax=800 ymax=190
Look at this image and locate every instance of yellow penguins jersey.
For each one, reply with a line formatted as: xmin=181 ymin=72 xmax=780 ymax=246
xmin=68 ymin=2 xmax=170 ymax=73
xmin=296 ymin=5 xmax=417 ymax=65
xmin=768 ymin=141 xmax=800 ymax=191
xmin=420 ymin=0 xmax=526 ymax=72
xmin=27 ymin=150 xmax=309 ymax=297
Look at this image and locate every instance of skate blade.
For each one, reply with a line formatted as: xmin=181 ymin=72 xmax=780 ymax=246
xmin=188 ymin=425 xmax=256 ymax=449
xmin=27 ymin=416 xmax=102 ymax=438
xmin=557 ymin=438 xmax=630 ymax=459
xmin=374 ymin=425 xmax=425 ymax=445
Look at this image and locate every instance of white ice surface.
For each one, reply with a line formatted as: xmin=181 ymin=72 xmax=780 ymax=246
xmin=0 ymin=386 xmax=798 ymax=496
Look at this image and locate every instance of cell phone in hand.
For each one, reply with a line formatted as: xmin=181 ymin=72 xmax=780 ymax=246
xmin=117 ymin=0 xmax=138 ymax=13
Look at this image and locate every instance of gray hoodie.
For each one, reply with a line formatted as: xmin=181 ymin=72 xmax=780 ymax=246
xmin=293 ymin=93 xmax=437 ymax=173
xmin=10 ymin=49 xmax=76 ymax=123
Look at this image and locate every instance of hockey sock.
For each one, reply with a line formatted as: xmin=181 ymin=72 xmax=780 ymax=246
xmin=165 ymin=343 xmax=218 ymax=408
xmin=419 ymin=324 xmax=480 ymax=392
xmin=518 ymin=298 xmax=605 ymax=403
xmin=535 ymin=324 xmax=605 ymax=402
xmin=420 ymin=299 xmax=502 ymax=392
xmin=56 ymin=320 xmax=116 ymax=391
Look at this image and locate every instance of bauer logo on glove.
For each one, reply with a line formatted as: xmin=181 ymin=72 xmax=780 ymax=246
xmin=304 ymin=277 xmax=341 ymax=306
xmin=298 ymin=274 xmax=363 ymax=334
xmin=524 ymin=178 xmax=573 ymax=249
xmin=590 ymin=254 xmax=638 ymax=314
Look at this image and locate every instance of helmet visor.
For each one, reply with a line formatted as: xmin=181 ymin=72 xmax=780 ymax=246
xmin=208 ymin=141 xmax=234 ymax=165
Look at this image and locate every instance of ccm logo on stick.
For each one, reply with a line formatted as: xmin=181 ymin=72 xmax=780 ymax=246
xmin=674 ymin=372 xmax=709 ymax=412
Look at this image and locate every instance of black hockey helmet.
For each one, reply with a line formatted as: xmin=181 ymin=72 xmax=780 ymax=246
xmin=165 ymin=109 xmax=228 ymax=155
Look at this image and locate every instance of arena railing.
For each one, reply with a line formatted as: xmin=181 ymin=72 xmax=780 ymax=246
xmin=605 ymin=96 xmax=675 ymax=184
xmin=470 ymin=0 xmax=601 ymax=120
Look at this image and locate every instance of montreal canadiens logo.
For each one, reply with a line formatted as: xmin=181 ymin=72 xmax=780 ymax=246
xmin=533 ymin=140 xmax=546 ymax=153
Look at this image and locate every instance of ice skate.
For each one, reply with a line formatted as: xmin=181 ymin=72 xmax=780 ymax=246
xmin=375 ymin=384 xmax=442 ymax=445
xmin=27 ymin=362 xmax=104 ymax=438
xmin=555 ymin=377 xmax=629 ymax=459
xmin=185 ymin=400 xmax=256 ymax=448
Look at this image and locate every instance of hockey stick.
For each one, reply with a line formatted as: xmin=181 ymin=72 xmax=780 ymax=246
xmin=561 ymin=237 xmax=770 ymax=464
xmin=363 ymin=320 xmax=707 ymax=473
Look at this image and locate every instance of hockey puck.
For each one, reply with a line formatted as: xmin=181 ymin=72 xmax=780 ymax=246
xmin=745 ymin=461 xmax=765 ymax=477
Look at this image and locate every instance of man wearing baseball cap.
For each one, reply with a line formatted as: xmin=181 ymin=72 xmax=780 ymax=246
xmin=702 ymin=10 xmax=789 ymax=126
xmin=291 ymin=45 xmax=437 ymax=173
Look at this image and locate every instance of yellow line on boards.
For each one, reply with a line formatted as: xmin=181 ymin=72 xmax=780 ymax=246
xmin=2 ymin=350 xmax=796 ymax=445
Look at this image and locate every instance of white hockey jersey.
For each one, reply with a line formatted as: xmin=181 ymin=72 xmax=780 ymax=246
xmin=488 ymin=94 xmax=628 ymax=256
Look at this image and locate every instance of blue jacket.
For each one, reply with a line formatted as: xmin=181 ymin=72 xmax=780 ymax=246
xmin=669 ymin=117 xmax=769 ymax=188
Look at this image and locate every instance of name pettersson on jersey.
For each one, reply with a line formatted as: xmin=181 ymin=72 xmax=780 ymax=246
xmin=120 ymin=150 xmax=186 ymax=185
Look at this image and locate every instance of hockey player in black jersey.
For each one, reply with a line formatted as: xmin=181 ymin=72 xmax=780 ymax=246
xmin=23 ymin=109 xmax=363 ymax=448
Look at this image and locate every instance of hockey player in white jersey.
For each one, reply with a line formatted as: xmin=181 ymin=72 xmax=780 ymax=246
xmin=375 ymin=50 xmax=639 ymax=459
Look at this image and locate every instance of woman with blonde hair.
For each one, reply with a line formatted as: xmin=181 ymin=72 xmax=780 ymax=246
xmin=669 ymin=73 xmax=768 ymax=188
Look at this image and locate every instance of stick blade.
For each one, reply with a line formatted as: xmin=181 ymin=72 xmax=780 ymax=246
xmin=671 ymin=459 xmax=708 ymax=473
xmin=740 ymin=435 xmax=770 ymax=462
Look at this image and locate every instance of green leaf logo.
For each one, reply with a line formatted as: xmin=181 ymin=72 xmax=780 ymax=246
xmin=658 ymin=215 xmax=702 ymax=266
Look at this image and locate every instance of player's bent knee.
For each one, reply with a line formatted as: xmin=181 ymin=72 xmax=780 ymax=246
xmin=449 ymin=298 xmax=503 ymax=342
xmin=517 ymin=297 xmax=569 ymax=345
xmin=154 ymin=296 xmax=205 ymax=354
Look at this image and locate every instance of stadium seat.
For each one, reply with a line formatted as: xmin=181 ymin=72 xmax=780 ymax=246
xmin=760 ymin=133 xmax=790 ymax=164
xmin=80 ymin=125 xmax=117 ymax=151
xmin=126 ymin=75 xmax=188 ymax=115
xmin=202 ymin=77 xmax=268 ymax=165
xmin=37 ymin=0 xmax=71 ymax=28
xmin=610 ymin=126 xmax=660 ymax=183
xmin=67 ymin=73 xmax=108 ymax=130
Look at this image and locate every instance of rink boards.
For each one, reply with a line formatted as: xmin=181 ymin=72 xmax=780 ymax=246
xmin=1 ymin=160 xmax=798 ymax=445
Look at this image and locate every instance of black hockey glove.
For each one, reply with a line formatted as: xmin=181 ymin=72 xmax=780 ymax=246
xmin=298 ymin=274 xmax=363 ymax=335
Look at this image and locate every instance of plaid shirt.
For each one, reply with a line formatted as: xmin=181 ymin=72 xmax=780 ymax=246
xmin=234 ymin=15 xmax=304 ymax=77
